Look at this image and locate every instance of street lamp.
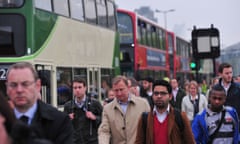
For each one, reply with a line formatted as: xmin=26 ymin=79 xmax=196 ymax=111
xmin=155 ymin=9 xmax=175 ymax=78
xmin=155 ymin=9 xmax=175 ymax=30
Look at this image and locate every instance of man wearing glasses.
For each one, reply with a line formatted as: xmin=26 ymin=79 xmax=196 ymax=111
xmin=6 ymin=62 xmax=74 ymax=144
xmin=135 ymin=79 xmax=195 ymax=144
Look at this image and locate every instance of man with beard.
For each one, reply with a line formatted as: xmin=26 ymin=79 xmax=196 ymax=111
xmin=192 ymin=87 xmax=239 ymax=144
xmin=135 ymin=79 xmax=195 ymax=144
xmin=140 ymin=77 xmax=154 ymax=109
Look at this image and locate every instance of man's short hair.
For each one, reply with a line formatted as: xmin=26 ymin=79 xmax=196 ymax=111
xmin=72 ymin=77 xmax=87 ymax=87
xmin=218 ymin=62 xmax=232 ymax=73
xmin=127 ymin=77 xmax=139 ymax=87
xmin=7 ymin=62 xmax=39 ymax=81
xmin=209 ymin=86 xmax=226 ymax=97
xmin=152 ymin=79 xmax=172 ymax=94
xmin=141 ymin=76 xmax=154 ymax=83
xmin=112 ymin=75 xmax=128 ymax=86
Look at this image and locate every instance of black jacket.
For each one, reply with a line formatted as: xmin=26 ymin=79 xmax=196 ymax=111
xmin=64 ymin=97 xmax=103 ymax=144
xmin=170 ymin=88 xmax=186 ymax=110
xmin=12 ymin=100 xmax=74 ymax=144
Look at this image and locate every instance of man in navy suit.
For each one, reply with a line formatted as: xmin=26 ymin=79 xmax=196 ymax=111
xmin=6 ymin=62 xmax=74 ymax=144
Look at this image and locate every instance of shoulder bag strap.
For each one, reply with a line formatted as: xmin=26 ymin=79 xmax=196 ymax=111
xmin=207 ymin=110 xmax=226 ymax=144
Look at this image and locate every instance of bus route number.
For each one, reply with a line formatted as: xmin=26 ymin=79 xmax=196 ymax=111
xmin=0 ymin=68 xmax=8 ymax=80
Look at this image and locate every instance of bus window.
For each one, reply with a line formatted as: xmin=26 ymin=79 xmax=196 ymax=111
xmin=151 ymin=26 xmax=157 ymax=48
xmin=35 ymin=0 xmax=52 ymax=11
xmin=168 ymin=34 xmax=174 ymax=54
xmin=70 ymin=0 xmax=84 ymax=21
xmin=147 ymin=24 xmax=152 ymax=47
xmin=0 ymin=0 xmax=24 ymax=8
xmin=0 ymin=14 xmax=26 ymax=56
xmin=96 ymin=0 xmax=107 ymax=27
xmin=106 ymin=1 xmax=116 ymax=30
xmin=53 ymin=0 xmax=69 ymax=17
xmin=57 ymin=68 xmax=72 ymax=106
xmin=117 ymin=12 xmax=133 ymax=44
xmin=138 ymin=20 xmax=147 ymax=45
xmin=158 ymin=28 xmax=165 ymax=50
xmin=84 ymin=0 xmax=97 ymax=24
xmin=101 ymin=68 xmax=113 ymax=99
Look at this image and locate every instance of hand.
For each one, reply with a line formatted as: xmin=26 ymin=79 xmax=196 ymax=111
xmin=69 ymin=113 xmax=74 ymax=120
xmin=85 ymin=111 xmax=96 ymax=120
xmin=0 ymin=115 xmax=11 ymax=144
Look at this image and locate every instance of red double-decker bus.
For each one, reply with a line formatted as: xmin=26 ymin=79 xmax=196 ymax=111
xmin=117 ymin=9 xmax=192 ymax=80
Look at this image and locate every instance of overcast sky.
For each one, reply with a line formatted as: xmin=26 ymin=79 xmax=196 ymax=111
xmin=115 ymin=0 xmax=240 ymax=48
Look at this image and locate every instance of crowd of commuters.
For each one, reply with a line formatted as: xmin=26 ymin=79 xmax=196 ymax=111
xmin=1 ymin=61 xmax=240 ymax=144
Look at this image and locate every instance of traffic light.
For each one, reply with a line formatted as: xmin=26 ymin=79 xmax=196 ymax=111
xmin=190 ymin=58 xmax=199 ymax=71
xmin=190 ymin=61 xmax=197 ymax=69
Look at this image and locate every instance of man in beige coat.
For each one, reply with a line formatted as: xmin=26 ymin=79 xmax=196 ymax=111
xmin=98 ymin=76 xmax=150 ymax=144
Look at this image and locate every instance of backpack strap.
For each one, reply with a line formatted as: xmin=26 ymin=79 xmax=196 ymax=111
xmin=207 ymin=109 xmax=226 ymax=144
xmin=142 ymin=112 xmax=148 ymax=144
xmin=174 ymin=108 xmax=184 ymax=132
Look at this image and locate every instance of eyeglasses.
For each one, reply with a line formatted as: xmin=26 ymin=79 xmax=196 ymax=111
xmin=6 ymin=81 xmax=36 ymax=89
xmin=153 ymin=91 xmax=169 ymax=96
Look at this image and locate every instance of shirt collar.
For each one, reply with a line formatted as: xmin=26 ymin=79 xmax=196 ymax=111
xmin=190 ymin=94 xmax=198 ymax=101
xmin=118 ymin=95 xmax=131 ymax=105
xmin=14 ymin=102 xmax=37 ymax=120
xmin=221 ymin=80 xmax=231 ymax=89
xmin=75 ymin=95 xmax=87 ymax=107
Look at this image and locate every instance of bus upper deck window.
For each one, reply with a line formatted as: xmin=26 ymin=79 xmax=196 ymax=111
xmin=0 ymin=0 xmax=24 ymax=8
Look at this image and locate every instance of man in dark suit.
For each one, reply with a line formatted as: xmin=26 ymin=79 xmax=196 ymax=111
xmin=6 ymin=62 xmax=74 ymax=144
xmin=170 ymin=79 xmax=186 ymax=110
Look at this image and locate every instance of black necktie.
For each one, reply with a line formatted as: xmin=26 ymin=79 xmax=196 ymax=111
xmin=19 ymin=115 xmax=29 ymax=124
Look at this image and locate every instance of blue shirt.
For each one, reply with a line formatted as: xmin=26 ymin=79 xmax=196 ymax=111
xmin=14 ymin=102 xmax=38 ymax=125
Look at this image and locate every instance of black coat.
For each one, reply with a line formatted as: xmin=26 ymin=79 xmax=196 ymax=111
xmin=170 ymin=88 xmax=186 ymax=110
xmin=64 ymin=97 xmax=103 ymax=144
xmin=33 ymin=100 xmax=74 ymax=144
xmin=12 ymin=100 xmax=74 ymax=144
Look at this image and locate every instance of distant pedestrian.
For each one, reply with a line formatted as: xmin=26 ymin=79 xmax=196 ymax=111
xmin=135 ymin=79 xmax=195 ymax=144
xmin=192 ymin=87 xmax=239 ymax=144
xmin=103 ymin=89 xmax=115 ymax=106
xmin=205 ymin=77 xmax=219 ymax=102
xmin=6 ymin=62 xmax=74 ymax=144
xmin=127 ymin=77 xmax=140 ymax=96
xmin=169 ymin=78 xmax=186 ymax=110
xmin=98 ymin=76 xmax=150 ymax=144
xmin=181 ymin=80 xmax=208 ymax=122
xmin=140 ymin=77 xmax=154 ymax=109
xmin=140 ymin=76 xmax=153 ymax=98
xmin=64 ymin=77 xmax=103 ymax=144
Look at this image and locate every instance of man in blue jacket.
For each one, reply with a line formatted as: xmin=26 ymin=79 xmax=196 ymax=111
xmin=192 ymin=87 xmax=239 ymax=144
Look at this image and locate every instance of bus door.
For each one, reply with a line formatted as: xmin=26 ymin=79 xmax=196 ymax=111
xmin=87 ymin=67 xmax=101 ymax=101
xmin=35 ymin=64 xmax=52 ymax=105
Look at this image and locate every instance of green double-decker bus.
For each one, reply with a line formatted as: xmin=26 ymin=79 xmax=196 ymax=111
xmin=0 ymin=0 xmax=120 ymax=108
